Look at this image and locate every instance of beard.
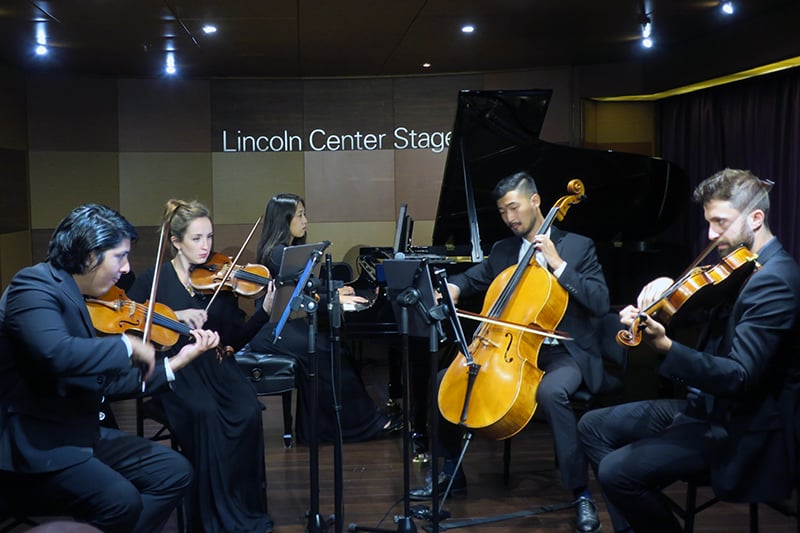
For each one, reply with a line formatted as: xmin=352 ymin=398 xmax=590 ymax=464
xmin=717 ymin=225 xmax=755 ymax=257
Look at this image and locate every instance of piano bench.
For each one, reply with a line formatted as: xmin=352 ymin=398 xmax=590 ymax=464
xmin=234 ymin=345 xmax=297 ymax=448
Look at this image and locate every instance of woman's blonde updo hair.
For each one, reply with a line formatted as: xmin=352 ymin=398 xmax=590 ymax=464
xmin=163 ymin=199 xmax=211 ymax=256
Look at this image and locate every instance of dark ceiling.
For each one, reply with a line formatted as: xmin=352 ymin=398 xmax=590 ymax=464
xmin=0 ymin=0 xmax=797 ymax=80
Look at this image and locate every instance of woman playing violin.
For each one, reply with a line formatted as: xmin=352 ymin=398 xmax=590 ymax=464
xmin=249 ymin=193 xmax=399 ymax=443
xmin=578 ymin=169 xmax=800 ymax=533
xmin=0 ymin=204 xmax=218 ymax=532
xmin=409 ymin=172 xmax=610 ymax=533
xmin=127 ymin=199 xmax=274 ymax=533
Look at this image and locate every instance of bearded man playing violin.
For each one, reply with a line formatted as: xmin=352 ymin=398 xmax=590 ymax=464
xmin=410 ymin=171 xmax=610 ymax=533
xmin=0 ymin=204 xmax=219 ymax=532
xmin=578 ymin=168 xmax=800 ymax=533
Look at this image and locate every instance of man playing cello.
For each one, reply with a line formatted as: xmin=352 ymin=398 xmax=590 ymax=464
xmin=409 ymin=171 xmax=610 ymax=533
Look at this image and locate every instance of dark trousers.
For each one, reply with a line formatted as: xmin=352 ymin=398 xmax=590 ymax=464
xmin=436 ymin=344 xmax=589 ymax=490
xmin=578 ymin=399 xmax=713 ymax=533
xmin=2 ymin=427 xmax=192 ymax=533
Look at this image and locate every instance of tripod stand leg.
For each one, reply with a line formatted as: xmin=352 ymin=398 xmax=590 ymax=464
xmin=438 ymin=433 xmax=472 ymax=512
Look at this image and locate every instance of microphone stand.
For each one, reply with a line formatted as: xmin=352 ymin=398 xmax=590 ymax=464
xmin=326 ymin=254 xmax=345 ymax=533
xmin=349 ymin=287 xmax=418 ymax=533
xmin=274 ymin=248 xmax=332 ymax=533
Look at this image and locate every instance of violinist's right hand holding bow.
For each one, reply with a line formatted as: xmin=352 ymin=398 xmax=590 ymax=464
xmin=126 ymin=329 xmax=221 ymax=379
xmin=620 ymin=276 xmax=676 ymax=354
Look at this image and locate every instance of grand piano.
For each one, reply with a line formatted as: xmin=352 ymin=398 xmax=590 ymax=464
xmin=344 ymin=88 xmax=692 ymax=426
xmin=349 ymin=88 xmax=691 ymax=317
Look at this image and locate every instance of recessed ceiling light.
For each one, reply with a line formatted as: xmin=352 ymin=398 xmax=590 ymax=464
xmin=202 ymin=24 xmax=217 ymax=34
xmin=165 ymin=52 xmax=177 ymax=75
xmin=721 ymin=1 xmax=734 ymax=15
xmin=461 ymin=25 xmax=474 ymax=34
xmin=422 ymin=62 xmax=431 ymax=68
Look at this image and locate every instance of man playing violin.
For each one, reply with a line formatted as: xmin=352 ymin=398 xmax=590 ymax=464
xmin=0 ymin=204 xmax=219 ymax=532
xmin=578 ymin=168 xmax=800 ymax=533
xmin=409 ymin=171 xmax=610 ymax=533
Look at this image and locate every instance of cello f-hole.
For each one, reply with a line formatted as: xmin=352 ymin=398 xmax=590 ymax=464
xmin=504 ymin=332 xmax=514 ymax=362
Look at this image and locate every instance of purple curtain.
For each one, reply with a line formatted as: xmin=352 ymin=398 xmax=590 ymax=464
xmin=658 ymin=66 xmax=800 ymax=259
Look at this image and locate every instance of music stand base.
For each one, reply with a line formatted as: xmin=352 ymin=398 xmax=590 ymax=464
xmin=420 ymin=500 xmax=575 ymax=531
xmin=306 ymin=512 xmax=334 ymax=533
xmin=348 ymin=515 xmax=418 ymax=533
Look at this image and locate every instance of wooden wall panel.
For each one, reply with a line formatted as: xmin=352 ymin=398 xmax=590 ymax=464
xmin=0 ymin=67 xmax=28 ymax=151
xmin=27 ymin=76 xmax=118 ymax=151
xmin=303 ymin=150 xmax=394 ymax=223
xmin=210 ymin=79 xmax=304 ymax=152
xmin=0 ymin=230 xmax=32 ymax=292
xmin=0 ymin=148 xmax=29 ymax=233
xmin=394 ymin=149 xmax=446 ymax=222
xmin=118 ymin=79 xmax=211 ymax=152
xmin=119 ymin=152 xmax=213 ymax=227
xmin=303 ymin=79 xmax=394 ymax=142
xmin=28 ymin=151 xmax=120 ymax=228
xmin=211 ymin=151 xmax=305 ymax=225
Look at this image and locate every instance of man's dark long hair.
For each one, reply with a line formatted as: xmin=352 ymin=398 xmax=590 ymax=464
xmin=256 ymin=193 xmax=307 ymax=266
xmin=47 ymin=204 xmax=137 ymax=274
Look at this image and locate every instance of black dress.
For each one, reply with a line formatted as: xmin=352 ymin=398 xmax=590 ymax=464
xmin=247 ymin=244 xmax=388 ymax=443
xmin=128 ymin=263 xmax=272 ymax=533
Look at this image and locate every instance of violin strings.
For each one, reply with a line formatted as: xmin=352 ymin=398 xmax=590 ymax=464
xmin=128 ymin=301 xmax=190 ymax=334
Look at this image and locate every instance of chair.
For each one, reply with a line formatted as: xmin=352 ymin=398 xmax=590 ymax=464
xmin=666 ymin=376 xmax=800 ymax=532
xmin=136 ymin=397 xmax=186 ymax=533
xmin=234 ymin=345 xmax=298 ymax=448
xmin=502 ymin=311 xmax=628 ymax=484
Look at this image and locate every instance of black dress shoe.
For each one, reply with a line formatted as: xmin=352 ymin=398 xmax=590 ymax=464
xmin=574 ymin=496 xmax=601 ymax=533
xmin=408 ymin=472 xmax=467 ymax=501
xmin=379 ymin=415 xmax=403 ymax=437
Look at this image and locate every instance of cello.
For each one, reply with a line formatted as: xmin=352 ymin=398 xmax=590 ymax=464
xmin=438 ymin=179 xmax=585 ymax=440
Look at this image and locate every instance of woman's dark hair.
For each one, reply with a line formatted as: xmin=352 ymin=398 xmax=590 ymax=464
xmin=47 ymin=204 xmax=137 ymax=274
xmin=256 ymin=193 xmax=307 ymax=265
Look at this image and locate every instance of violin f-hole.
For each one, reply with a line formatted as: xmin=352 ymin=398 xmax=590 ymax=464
xmin=503 ymin=332 xmax=514 ymax=362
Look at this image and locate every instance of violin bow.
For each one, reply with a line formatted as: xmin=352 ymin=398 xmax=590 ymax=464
xmin=203 ymin=216 xmax=263 ymax=313
xmin=142 ymin=220 xmax=170 ymax=345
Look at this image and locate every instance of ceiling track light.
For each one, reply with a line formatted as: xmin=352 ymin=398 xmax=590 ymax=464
xmin=641 ymin=15 xmax=653 ymax=48
xmin=721 ymin=1 xmax=734 ymax=15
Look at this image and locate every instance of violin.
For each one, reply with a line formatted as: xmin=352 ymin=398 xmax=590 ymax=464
xmin=616 ymin=245 xmax=759 ymax=347
xmin=438 ymin=179 xmax=585 ymax=440
xmin=189 ymin=252 xmax=271 ymax=298
xmin=86 ymin=285 xmax=191 ymax=351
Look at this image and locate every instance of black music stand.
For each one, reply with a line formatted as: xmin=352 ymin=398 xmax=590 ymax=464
xmin=271 ymin=241 xmax=334 ymax=533
xmin=349 ymin=259 xmax=443 ymax=533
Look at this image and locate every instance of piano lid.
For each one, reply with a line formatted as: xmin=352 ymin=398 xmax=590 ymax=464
xmin=431 ymin=89 xmax=690 ymax=260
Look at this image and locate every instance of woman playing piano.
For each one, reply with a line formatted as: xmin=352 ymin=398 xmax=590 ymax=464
xmin=250 ymin=193 xmax=400 ymax=443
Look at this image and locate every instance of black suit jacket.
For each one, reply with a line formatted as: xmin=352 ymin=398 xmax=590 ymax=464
xmin=449 ymin=226 xmax=610 ymax=393
xmin=0 ymin=262 xmax=168 ymax=473
xmin=659 ymin=238 xmax=800 ymax=501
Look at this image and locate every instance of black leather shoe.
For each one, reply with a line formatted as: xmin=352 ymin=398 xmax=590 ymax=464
xmin=408 ymin=472 xmax=467 ymax=501
xmin=379 ymin=415 xmax=403 ymax=436
xmin=574 ymin=496 xmax=601 ymax=533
